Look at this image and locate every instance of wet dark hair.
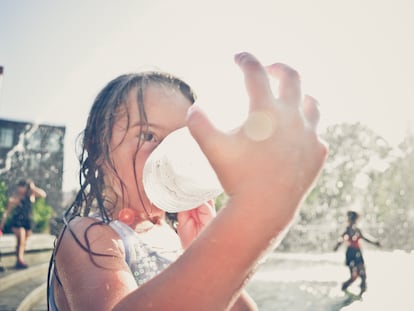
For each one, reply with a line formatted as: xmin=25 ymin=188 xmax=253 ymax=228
xmin=347 ymin=211 xmax=359 ymax=223
xmin=17 ymin=179 xmax=29 ymax=187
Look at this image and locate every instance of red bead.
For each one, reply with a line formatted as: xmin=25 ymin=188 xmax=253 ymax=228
xmin=118 ymin=208 xmax=136 ymax=226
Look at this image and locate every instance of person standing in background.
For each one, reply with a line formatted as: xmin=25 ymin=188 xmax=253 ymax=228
xmin=0 ymin=179 xmax=47 ymax=268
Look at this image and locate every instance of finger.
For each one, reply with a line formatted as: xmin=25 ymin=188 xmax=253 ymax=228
xmin=186 ymin=105 xmax=226 ymax=165
xmin=266 ymin=63 xmax=301 ymax=105
xmin=302 ymin=95 xmax=320 ymax=129
xmin=235 ymin=52 xmax=273 ymax=111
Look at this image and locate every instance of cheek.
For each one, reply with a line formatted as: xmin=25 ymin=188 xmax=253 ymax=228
xmin=108 ymin=145 xmax=139 ymax=183
xmin=134 ymin=146 xmax=154 ymax=179
xmin=108 ymin=142 xmax=156 ymax=194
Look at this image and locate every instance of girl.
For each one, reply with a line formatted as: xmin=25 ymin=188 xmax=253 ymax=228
xmin=0 ymin=179 xmax=47 ymax=268
xmin=48 ymin=52 xmax=327 ymax=310
xmin=334 ymin=210 xmax=381 ymax=296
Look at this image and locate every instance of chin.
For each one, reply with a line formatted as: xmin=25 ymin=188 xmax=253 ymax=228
xmin=142 ymin=203 xmax=165 ymax=223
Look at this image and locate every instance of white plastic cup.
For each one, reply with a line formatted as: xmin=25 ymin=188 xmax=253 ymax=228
xmin=142 ymin=127 xmax=223 ymax=213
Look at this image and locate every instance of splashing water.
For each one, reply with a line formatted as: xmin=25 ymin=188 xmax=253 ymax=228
xmin=0 ymin=123 xmax=39 ymax=174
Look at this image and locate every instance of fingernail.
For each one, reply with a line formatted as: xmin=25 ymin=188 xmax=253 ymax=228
xmin=234 ymin=52 xmax=247 ymax=64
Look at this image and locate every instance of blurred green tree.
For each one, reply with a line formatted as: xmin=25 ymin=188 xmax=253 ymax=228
xmin=0 ymin=181 xmax=8 ymax=224
xmin=363 ymin=133 xmax=414 ymax=250
xmin=33 ymin=197 xmax=54 ymax=233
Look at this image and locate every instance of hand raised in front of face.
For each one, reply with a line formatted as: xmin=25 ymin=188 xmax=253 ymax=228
xmin=186 ymin=52 xmax=327 ymax=225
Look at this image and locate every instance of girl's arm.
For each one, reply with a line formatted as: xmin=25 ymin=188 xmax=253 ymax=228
xmin=360 ymin=230 xmax=381 ymax=247
xmin=28 ymin=181 xmax=47 ymax=200
xmin=333 ymin=230 xmax=347 ymax=251
xmin=0 ymin=197 xmax=18 ymax=229
xmin=177 ymin=202 xmax=258 ymax=311
xmin=114 ymin=53 xmax=327 ymax=310
xmin=333 ymin=238 xmax=343 ymax=251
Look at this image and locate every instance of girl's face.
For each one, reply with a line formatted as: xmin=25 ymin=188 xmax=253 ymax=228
xmin=107 ymin=84 xmax=192 ymax=222
xmin=17 ymin=185 xmax=28 ymax=196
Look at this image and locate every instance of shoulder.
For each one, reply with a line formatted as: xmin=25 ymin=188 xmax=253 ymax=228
xmin=67 ymin=216 xmax=114 ymax=235
xmin=54 ymin=217 xmax=137 ymax=309
xmin=7 ymin=196 xmax=19 ymax=207
xmin=57 ymin=217 xmax=126 ymax=265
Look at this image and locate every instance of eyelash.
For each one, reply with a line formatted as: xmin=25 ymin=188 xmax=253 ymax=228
xmin=139 ymin=131 xmax=157 ymax=143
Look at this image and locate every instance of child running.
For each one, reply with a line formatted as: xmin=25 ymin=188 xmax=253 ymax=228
xmin=334 ymin=210 xmax=381 ymax=296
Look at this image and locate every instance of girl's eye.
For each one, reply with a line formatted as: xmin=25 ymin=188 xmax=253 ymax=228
xmin=140 ymin=132 xmax=157 ymax=143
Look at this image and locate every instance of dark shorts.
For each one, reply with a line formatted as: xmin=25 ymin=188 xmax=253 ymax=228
xmin=10 ymin=214 xmax=33 ymax=231
xmin=345 ymin=247 xmax=364 ymax=267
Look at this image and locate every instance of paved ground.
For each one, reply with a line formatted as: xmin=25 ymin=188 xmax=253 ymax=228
xmin=1 ymin=234 xmax=413 ymax=311
xmin=0 ymin=234 xmax=54 ymax=311
xmin=0 ymin=275 xmax=46 ymax=310
xmin=246 ymin=250 xmax=414 ymax=311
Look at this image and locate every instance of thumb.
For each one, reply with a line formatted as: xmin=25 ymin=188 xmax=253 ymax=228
xmin=186 ymin=105 xmax=224 ymax=164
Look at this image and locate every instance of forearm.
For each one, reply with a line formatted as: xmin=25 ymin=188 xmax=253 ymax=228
xmin=32 ymin=186 xmax=47 ymax=198
xmin=115 ymin=193 xmax=299 ymax=311
xmin=197 ymin=194 xmax=296 ymax=291
xmin=333 ymin=240 xmax=342 ymax=250
xmin=0 ymin=211 xmax=9 ymax=228
xmin=0 ymin=215 xmax=6 ymax=228
xmin=363 ymin=237 xmax=380 ymax=246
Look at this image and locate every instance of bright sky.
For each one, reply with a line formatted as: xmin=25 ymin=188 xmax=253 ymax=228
xmin=0 ymin=0 xmax=413 ymax=191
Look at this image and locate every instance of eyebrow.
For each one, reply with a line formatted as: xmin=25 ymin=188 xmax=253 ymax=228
xmin=129 ymin=121 xmax=166 ymax=132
